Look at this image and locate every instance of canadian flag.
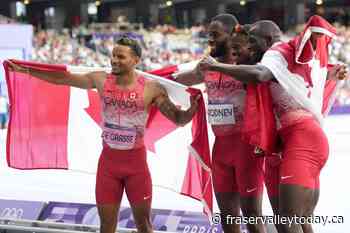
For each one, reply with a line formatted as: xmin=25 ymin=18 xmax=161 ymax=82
xmin=261 ymin=15 xmax=340 ymax=124
xmin=3 ymin=60 xmax=213 ymax=216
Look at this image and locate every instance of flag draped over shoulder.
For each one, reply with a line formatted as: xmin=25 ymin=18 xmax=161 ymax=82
xmin=243 ymin=15 xmax=340 ymax=154
xmin=3 ymin=59 xmax=213 ymax=216
xmin=242 ymin=83 xmax=278 ymax=154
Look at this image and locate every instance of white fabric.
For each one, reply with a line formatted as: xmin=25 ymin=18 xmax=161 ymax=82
xmin=0 ymin=96 xmax=8 ymax=113
xmin=261 ymin=50 xmax=327 ymax=125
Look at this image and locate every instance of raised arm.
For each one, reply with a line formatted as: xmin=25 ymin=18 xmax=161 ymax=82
xmin=173 ymin=67 xmax=205 ymax=86
xmin=198 ymin=56 xmax=274 ymax=83
xmin=148 ymin=81 xmax=199 ymax=126
xmin=7 ymin=60 xmax=103 ymax=89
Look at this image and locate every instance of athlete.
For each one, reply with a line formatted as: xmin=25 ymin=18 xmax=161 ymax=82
xmin=7 ymin=36 xmax=200 ymax=233
xmin=231 ymin=21 xmax=284 ymax=233
xmin=175 ymin=14 xmax=265 ymax=233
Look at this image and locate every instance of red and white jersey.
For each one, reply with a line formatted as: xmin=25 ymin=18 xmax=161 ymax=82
xmin=269 ymin=81 xmax=313 ymax=129
xmin=204 ymin=71 xmax=246 ymax=136
xmin=101 ymin=74 xmax=148 ymax=150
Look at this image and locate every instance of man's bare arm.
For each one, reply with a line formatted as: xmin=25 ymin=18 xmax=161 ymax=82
xmin=173 ymin=68 xmax=205 ymax=86
xmin=198 ymin=57 xmax=274 ymax=83
xmin=7 ymin=61 xmax=102 ymax=89
xmin=151 ymin=82 xmax=199 ymax=126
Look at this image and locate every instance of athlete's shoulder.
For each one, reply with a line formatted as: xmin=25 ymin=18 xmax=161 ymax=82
xmin=268 ymin=41 xmax=294 ymax=62
xmin=90 ymin=72 xmax=108 ymax=90
xmin=88 ymin=71 xmax=108 ymax=80
xmin=145 ymin=80 xmax=167 ymax=96
xmin=145 ymin=79 xmax=164 ymax=90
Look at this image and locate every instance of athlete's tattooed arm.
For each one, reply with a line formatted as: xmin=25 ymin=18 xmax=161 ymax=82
xmin=173 ymin=67 xmax=205 ymax=86
xmin=151 ymin=82 xmax=199 ymax=126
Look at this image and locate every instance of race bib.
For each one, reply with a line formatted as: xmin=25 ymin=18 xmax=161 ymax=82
xmin=102 ymin=123 xmax=137 ymax=150
xmin=207 ymin=104 xmax=235 ymax=125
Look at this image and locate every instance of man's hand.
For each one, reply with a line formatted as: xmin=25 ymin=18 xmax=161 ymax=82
xmin=6 ymin=60 xmax=28 ymax=73
xmin=328 ymin=64 xmax=348 ymax=80
xmin=151 ymin=81 xmax=201 ymax=126
xmin=188 ymin=93 xmax=201 ymax=113
xmin=198 ymin=56 xmax=218 ymax=72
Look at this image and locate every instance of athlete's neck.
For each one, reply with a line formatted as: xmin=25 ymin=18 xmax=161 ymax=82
xmin=114 ymin=70 xmax=137 ymax=87
xmin=218 ymin=53 xmax=235 ymax=64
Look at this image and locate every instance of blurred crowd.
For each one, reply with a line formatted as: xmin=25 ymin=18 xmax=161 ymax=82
xmin=32 ymin=23 xmax=207 ymax=71
xmin=326 ymin=23 xmax=350 ymax=106
xmin=32 ymin=30 xmax=110 ymax=67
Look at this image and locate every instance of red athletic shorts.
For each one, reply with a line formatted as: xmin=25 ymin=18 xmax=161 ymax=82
xmin=264 ymin=155 xmax=281 ymax=198
xmin=212 ymin=133 xmax=264 ymax=197
xmin=279 ymin=118 xmax=329 ymax=189
xmin=95 ymin=145 xmax=152 ymax=205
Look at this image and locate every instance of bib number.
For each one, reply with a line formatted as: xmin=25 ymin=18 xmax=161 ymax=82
xmin=207 ymin=104 xmax=235 ymax=125
xmin=102 ymin=123 xmax=136 ymax=150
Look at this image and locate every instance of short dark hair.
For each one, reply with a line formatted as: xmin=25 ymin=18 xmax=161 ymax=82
xmin=116 ymin=36 xmax=142 ymax=58
xmin=232 ymin=24 xmax=251 ymax=44
xmin=211 ymin=14 xmax=239 ymax=34
xmin=250 ymin=20 xmax=282 ymax=43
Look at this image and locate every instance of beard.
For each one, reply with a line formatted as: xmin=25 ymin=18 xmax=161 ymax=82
xmin=236 ymin=55 xmax=254 ymax=65
xmin=250 ymin=49 xmax=265 ymax=64
xmin=112 ymin=66 xmax=123 ymax=75
xmin=210 ymin=42 xmax=227 ymax=58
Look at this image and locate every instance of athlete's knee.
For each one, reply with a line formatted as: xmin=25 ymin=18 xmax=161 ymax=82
xmin=216 ymin=193 xmax=240 ymax=212
xmin=302 ymin=198 xmax=317 ymax=217
xmin=240 ymin=196 xmax=262 ymax=217
xmin=279 ymin=195 xmax=303 ymax=216
xmin=279 ymin=204 xmax=303 ymax=217
xmin=99 ymin=214 xmax=116 ymax=227
xmin=303 ymin=209 xmax=314 ymax=219
xmin=241 ymin=204 xmax=262 ymax=217
xmin=99 ymin=217 xmax=117 ymax=233
xmin=135 ymin=219 xmax=153 ymax=233
xmin=219 ymin=204 xmax=241 ymax=217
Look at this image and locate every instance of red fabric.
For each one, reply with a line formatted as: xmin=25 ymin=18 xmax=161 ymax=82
xmin=3 ymin=60 xmax=70 ymax=169
xmin=212 ymin=134 xmax=264 ymax=197
xmin=242 ymin=82 xmax=277 ymax=154
xmin=294 ymin=15 xmax=336 ymax=65
xmin=182 ymin=88 xmax=212 ymax=215
xmin=149 ymin=65 xmax=178 ymax=79
xmin=270 ymin=15 xmax=335 ymax=88
xmin=279 ymin=118 xmax=329 ymax=189
xmin=96 ymin=146 xmax=152 ymax=205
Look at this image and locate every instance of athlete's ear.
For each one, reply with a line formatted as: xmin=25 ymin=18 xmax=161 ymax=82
xmin=132 ymin=54 xmax=141 ymax=66
xmin=266 ymin=35 xmax=274 ymax=47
